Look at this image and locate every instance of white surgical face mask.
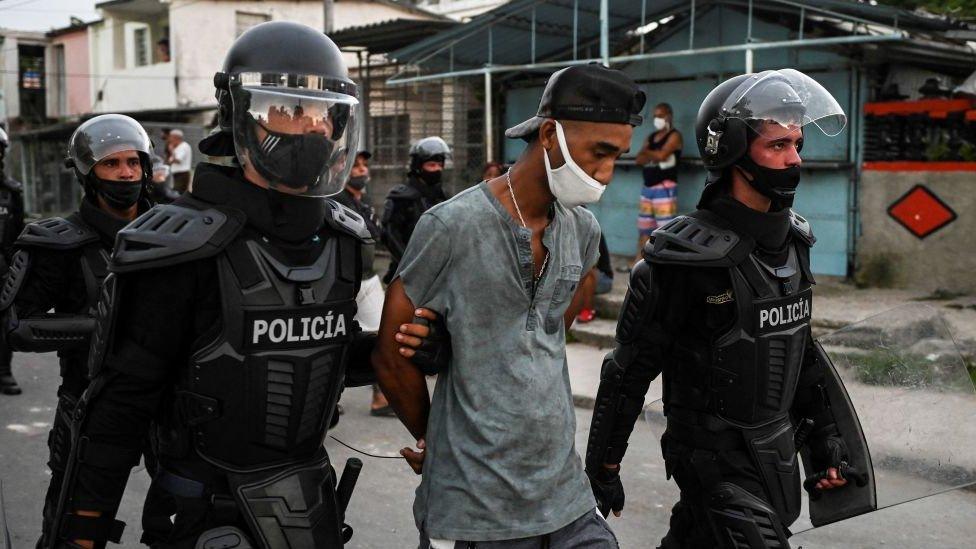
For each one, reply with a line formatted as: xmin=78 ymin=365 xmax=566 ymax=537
xmin=543 ymin=121 xmax=606 ymax=209
xmin=653 ymin=116 xmax=667 ymax=131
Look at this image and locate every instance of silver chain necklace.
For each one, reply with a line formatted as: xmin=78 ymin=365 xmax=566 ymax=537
xmin=506 ymin=170 xmax=549 ymax=286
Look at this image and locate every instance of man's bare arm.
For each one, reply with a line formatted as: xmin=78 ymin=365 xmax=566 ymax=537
xmin=371 ymin=278 xmax=431 ymax=441
xmin=634 ymin=140 xmax=654 ymax=166
xmin=644 ymin=132 xmax=683 ymax=163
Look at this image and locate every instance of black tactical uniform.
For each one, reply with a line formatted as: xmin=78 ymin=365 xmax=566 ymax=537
xmin=0 ymin=126 xmax=26 ymax=395
xmin=380 ymin=137 xmax=450 ymax=283
xmin=333 ymin=187 xmax=380 ymax=280
xmin=48 ymin=23 xmax=378 ymax=549
xmin=585 ymin=71 xmax=857 ymax=548
xmin=0 ymin=114 xmax=156 ymax=548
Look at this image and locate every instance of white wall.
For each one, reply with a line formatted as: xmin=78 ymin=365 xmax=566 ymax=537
xmin=171 ymin=0 xmax=443 ymax=108
xmin=169 ymin=0 xmax=325 ymax=108
xmin=88 ymin=16 xmax=178 ymax=113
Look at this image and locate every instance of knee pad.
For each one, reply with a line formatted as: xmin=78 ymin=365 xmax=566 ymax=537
xmin=194 ymin=526 xmax=255 ymax=549
xmin=705 ymin=482 xmax=790 ymax=549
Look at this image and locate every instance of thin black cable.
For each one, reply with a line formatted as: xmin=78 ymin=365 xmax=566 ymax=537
xmin=329 ymin=435 xmax=405 ymax=460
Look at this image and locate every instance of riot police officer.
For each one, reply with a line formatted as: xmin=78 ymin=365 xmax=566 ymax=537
xmin=48 ymin=22 xmax=435 ymax=549
xmin=381 ymin=136 xmax=451 ymax=283
xmin=0 ymin=126 xmax=25 ymax=395
xmin=585 ymin=70 xmax=858 ymax=548
xmin=0 ymin=114 xmax=154 ymax=547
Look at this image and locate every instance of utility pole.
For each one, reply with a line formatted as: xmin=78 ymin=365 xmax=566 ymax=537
xmin=324 ymin=0 xmax=334 ymax=34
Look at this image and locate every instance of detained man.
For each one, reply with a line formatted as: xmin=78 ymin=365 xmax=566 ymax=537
xmin=372 ymin=64 xmax=646 ymax=548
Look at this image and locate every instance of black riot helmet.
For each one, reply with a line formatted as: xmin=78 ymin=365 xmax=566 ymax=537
xmin=212 ymin=21 xmax=360 ymax=197
xmin=66 ymin=114 xmax=153 ymax=210
xmin=408 ymin=136 xmax=451 ymax=174
xmin=696 ymin=69 xmax=846 ymax=206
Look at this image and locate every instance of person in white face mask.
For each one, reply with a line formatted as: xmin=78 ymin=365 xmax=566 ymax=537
xmin=372 ymin=62 xmax=645 ymax=549
xmin=632 ymin=102 xmax=684 ymax=267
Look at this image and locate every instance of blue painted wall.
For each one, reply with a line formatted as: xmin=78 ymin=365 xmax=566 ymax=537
xmin=501 ymin=5 xmax=855 ymax=276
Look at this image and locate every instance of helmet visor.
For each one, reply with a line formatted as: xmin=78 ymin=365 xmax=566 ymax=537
xmin=720 ymin=69 xmax=847 ymax=138
xmin=69 ymin=114 xmax=153 ymax=175
xmin=231 ymin=84 xmax=360 ymax=197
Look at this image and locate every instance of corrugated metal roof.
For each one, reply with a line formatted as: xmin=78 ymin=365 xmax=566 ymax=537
xmin=333 ymin=18 xmax=459 ymax=54
xmin=390 ymin=0 xmax=974 ymax=76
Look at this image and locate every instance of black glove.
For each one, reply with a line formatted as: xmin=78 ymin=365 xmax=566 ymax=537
xmin=409 ymin=313 xmax=451 ymax=375
xmin=808 ymin=426 xmax=848 ymax=471
xmin=803 ymin=427 xmax=867 ymax=500
xmin=587 ymin=466 xmax=625 ymax=518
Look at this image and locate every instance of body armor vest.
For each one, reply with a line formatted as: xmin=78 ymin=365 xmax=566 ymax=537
xmin=179 ymin=231 xmax=360 ymax=472
xmin=709 ymin=244 xmax=812 ymax=427
xmin=650 ymin=212 xmax=814 ymax=429
xmin=648 ymin=211 xmax=816 ymax=523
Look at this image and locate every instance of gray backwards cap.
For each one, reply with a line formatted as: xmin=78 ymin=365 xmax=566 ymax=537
xmin=505 ymin=63 xmax=646 ymax=141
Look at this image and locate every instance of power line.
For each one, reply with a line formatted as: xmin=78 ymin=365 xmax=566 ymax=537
xmin=0 ymin=68 xmax=212 ymax=80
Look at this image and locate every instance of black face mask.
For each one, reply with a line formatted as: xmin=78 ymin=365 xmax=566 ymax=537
xmin=93 ymin=176 xmax=142 ymax=210
xmin=418 ymin=169 xmax=442 ymax=187
xmin=252 ymin=127 xmax=334 ymax=191
xmin=734 ymin=155 xmax=801 ymax=209
xmin=347 ymin=175 xmax=369 ymax=191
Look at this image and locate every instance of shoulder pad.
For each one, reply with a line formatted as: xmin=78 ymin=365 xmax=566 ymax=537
xmin=646 ymin=214 xmax=750 ymax=267
xmin=789 ymin=210 xmax=816 ymax=247
xmin=16 ymin=217 xmax=98 ymax=250
xmin=325 ymin=200 xmax=373 ymax=243
xmin=387 ymin=184 xmax=421 ymax=200
xmin=111 ymin=203 xmax=244 ymax=273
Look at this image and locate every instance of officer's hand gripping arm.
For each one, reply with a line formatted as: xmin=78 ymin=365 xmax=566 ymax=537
xmin=585 ymin=260 xmax=664 ymax=516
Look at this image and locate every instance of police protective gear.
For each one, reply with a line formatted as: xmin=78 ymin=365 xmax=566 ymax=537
xmin=0 ymin=125 xmax=24 ymax=396
xmin=216 ymin=22 xmax=360 ymax=196
xmin=408 ymin=136 xmax=451 ymax=175
xmin=588 ymin=466 xmax=624 ymax=519
xmin=695 ymin=70 xmax=846 ymax=206
xmin=66 ymin=114 xmax=153 ymax=210
xmin=544 ymin=121 xmax=606 ymax=209
xmin=0 ymin=205 xmax=134 ymax=547
xmin=67 ymin=114 xmax=153 ymax=178
xmin=585 ymin=204 xmax=860 ymax=547
xmin=48 ymin=160 xmax=379 ymax=547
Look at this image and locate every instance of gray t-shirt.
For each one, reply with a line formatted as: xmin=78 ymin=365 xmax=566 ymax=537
xmin=397 ymin=182 xmax=602 ymax=541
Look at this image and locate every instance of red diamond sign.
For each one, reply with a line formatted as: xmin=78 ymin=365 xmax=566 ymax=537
xmin=887 ymin=184 xmax=957 ymax=239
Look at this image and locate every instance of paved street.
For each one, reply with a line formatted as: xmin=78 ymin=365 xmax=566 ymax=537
xmin=2 ymin=351 xmax=976 ymax=548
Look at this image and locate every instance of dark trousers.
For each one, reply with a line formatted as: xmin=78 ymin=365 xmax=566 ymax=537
xmin=658 ymin=434 xmax=789 ymax=549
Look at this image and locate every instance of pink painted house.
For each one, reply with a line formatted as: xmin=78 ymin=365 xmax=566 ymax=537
xmin=46 ymin=20 xmax=98 ymax=118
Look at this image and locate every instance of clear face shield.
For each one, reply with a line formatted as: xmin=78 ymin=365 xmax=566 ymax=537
xmin=720 ymin=69 xmax=847 ymax=139
xmin=230 ymin=73 xmax=361 ymax=197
